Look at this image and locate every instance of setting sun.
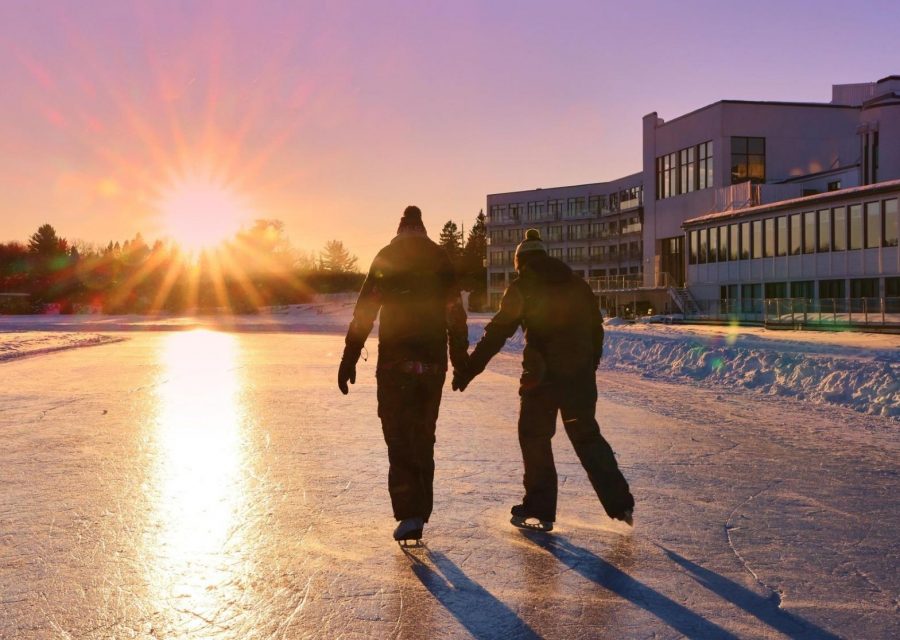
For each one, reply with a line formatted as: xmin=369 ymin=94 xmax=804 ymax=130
xmin=157 ymin=175 xmax=254 ymax=253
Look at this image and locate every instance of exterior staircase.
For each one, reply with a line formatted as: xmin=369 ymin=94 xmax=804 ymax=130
xmin=668 ymin=287 xmax=702 ymax=316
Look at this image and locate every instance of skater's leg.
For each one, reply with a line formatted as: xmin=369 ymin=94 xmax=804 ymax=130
xmin=409 ymin=372 xmax=445 ymax=523
xmin=559 ymin=375 xmax=634 ymax=520
xmin=378 ymin=372 xmax=427 ymax=521
xmin=518 ymin=386 xmax=559 ymax=522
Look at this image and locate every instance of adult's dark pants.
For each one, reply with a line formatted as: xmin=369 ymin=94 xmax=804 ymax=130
xmin=518 ymin=372 xmax=633 ymax=522
xmin=377 ymin=369 xmax=446 ymax=522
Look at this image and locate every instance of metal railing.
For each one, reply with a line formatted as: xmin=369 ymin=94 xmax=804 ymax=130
xmin=689 ymin=297 xmax=900 ymax=328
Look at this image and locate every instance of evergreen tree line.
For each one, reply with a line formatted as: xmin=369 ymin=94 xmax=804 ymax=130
xmin=0 ymin=221 xmax=362 ymax=314
xmin=0 ymin=212 xmax=487 ymax=314
xmin=438 ymin=210 xmax=488 ymax=310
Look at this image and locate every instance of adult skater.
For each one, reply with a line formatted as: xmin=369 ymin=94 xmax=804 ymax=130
xmin=452 ymin=229 xmax=633 ymax=531
xmin=338 ymin=205 xmax=469 ymax=544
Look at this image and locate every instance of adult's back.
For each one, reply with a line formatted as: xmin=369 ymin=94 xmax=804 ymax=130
xmin=344 ymin=217 xmax=467 ymax=373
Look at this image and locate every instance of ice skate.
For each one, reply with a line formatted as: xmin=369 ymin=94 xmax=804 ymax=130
xmin=510 ymin=504 xmax=554 ymax=532
xmin=393 ymin=517 xmax=424 ymax=546
xmin=620 ymin=509 xmax=634 ymax=527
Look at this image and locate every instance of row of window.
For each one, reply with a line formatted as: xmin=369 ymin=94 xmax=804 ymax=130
xmin=489 ymin=266 xmax=642 ymax=287
xmin=688 ymin=198 xmax=899 ymax=264
xmin=489 ymin=241 xmax=643 ymax=266
xmin=721 ymin=276 xmax=899 ymax=301
xmin=656 ymin=140 xmax=713 ymax=199
xmin=488 ymin=217 xmax=642 ymax=245
xmin=488 ymin=187 xmax=644 ymax=224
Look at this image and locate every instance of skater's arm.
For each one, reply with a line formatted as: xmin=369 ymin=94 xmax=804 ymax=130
xmin=446 ymin=291 xmax=469 ymax=372
xmin=344 ymin=257 xmax=383 ymax=359
xmin=467 ymin=284 xmax=524 ymax=377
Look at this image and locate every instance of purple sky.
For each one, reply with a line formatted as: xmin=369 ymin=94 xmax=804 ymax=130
xmin=2 ymin=0 xmax=898 ymax=264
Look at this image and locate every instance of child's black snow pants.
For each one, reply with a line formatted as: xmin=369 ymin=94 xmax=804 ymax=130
xmin=518 ymin=371 xmax=633 ymax=522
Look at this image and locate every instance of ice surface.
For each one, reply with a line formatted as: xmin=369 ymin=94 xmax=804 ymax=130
xmin=0 ymin=332 xmax=896 ymax=639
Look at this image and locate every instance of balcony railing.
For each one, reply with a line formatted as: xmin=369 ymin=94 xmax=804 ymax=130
xmin=686 ymin=297 xmax=900 ymax=328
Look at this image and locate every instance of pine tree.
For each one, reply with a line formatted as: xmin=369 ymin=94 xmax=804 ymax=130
xmin=319 ymin=240 xmax=358 ymax=273
xmin=438 ymin=221 xmax=463 ymax=261
xmin=462 ymin=210 xmax=488 ymax=310
xmin=27 ymin=224 xmax=67 ymax=256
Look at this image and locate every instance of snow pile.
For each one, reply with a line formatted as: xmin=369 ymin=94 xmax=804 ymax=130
xmin=466 ymin=320 xmax=899 ymax=420
xmin=601 ymin=327 xmax=898 ymax=419
xmin=0 ymin=332 xmax=122 ymax=363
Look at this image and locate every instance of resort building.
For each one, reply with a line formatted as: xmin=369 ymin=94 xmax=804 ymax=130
xmin=485 ymin=75 xmax=900 ymax=327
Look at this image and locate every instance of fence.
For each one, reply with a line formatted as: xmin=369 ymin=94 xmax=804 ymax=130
xmin=692 ymin=297 xmax=900 ymax=328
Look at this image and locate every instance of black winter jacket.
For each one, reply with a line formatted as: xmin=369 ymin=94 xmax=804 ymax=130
xmin=344 ymin=232 xmax=469 ymax=373
xmin=468 ymin=253 xmax=603 ymax=387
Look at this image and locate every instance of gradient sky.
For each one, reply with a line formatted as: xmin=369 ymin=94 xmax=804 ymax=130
xmin=2 ymin=0 xmax=898 ymax=264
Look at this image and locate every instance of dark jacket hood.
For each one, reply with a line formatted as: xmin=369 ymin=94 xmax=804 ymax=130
xmin=519 ymin=253 xmax=573 ymax=284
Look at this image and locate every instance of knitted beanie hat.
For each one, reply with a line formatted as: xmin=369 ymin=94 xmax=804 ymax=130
xmin=515 ymin=228 xmax=546 ymax=256
xmin=397 ymin=205 xmax=427 ymax=234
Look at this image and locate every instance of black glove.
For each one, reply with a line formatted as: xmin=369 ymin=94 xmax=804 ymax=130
xmin=338 ymin=348 xmax=360 ymax=395
xmin=452 ymin=367 xmax=473 ymax=392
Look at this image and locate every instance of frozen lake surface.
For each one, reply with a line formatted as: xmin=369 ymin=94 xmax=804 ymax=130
xmin=0 ymin=331 xmax=897 ymax=639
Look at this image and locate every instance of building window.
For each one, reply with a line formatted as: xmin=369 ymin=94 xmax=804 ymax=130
xmin=764 ymin=218 xmax=775 ymax=257
xmin=833 ymin=206 xmax=847 ymax=251
xmin=568 ymin=224 xmax=588 ymax=241
xmin=489 ymin=272 xmax=506 ymax=287
xmin=731 ymin=136 xmax=766 ymax=184
xmin=729 ymin=224 xmax=739 ymax=261
xmin=865 ymin=202 xmax=881 ymax=249
xmin=817 ymin=209 xmax=831 ymax=252
xmin=708 ymin=226 xmax=718 ymax=263
xmin=790 ymin=214 xmax=802 ymax=256
xmin=849 ymin=204 xmax=863 ymax=250
xmin=526 ymin=201 xmax=546 ymax=221
xmin=819 ymin=279 xmax=845 ymax=299
xmin=508 ymin=203 xmax=521 ymax=220
xmin=549 ymin=248 xmax=563 ymax=259
xmin=827 ymin=180 xmax=841 ymax=192
xmin=567 ymin=247 xmax=585 ymax=262
xmin=803 ymin=211 xmax=816 ymax=254
xmin=548 ymin=199 xmax=564 ymax=217
xmin=697 ymin=229 xmax=708 ymax=264
xmin=718 ymin=226 xmax=728 ymax=262
xmin=564 ymin=197 xmax=585 ymax=218
xmin=791 ymin=280 xmax=814 ymax=299
xmin=547 ymin=226 xmax=563 ymax=242
xmin=740 ymin=222 xmax=750 ymax=260
xmin=698 ymin=141 xmax=713 ymax=190
xmin=850 ymin=278 xmax=878 ymax=298
xmin=490 ymin=250 xmax=505 ymax=266
xmin=765 ymin=282 xmax=787 ymax=298
xmin=588 ymin=195 xmax=606 ymax=215
xmin=776 ymin=216 xmax=788 ymax=256
xmin=885 ymin=277 xmax=899 ymax=298
xmin=884 ymin=199 xmax=898 ymax=247
xmin=752 ymin=220 xmax=763 ymax=259
xmin=680 ymin=147 xmax=696 ymax=194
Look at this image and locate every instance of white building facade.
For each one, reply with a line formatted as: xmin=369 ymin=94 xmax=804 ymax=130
xmin=485 ymin=75 xmax=900 ymax=327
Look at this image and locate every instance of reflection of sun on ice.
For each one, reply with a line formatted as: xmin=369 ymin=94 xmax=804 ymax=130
xmin=148 ymin=330 xmax=252 ymax=625
xmin=157 ymin=173 xmax=254 ymax=252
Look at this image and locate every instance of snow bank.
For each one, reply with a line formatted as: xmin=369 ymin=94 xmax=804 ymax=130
xmin=467 ymin=320 xmax=899 ymax=420
xmin=0 ymin=332 xmax=123 ymax=363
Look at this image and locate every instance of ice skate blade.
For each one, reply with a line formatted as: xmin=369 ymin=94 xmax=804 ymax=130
xmin=397 ymin=537 xmax=424 ymax=548
xmin=510 ymin=515 xmax=553 ymax=532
